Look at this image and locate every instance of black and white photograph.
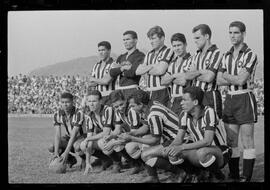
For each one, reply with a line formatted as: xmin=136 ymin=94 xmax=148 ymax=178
xmin=7 ymin=8 xmax=264 ymax=183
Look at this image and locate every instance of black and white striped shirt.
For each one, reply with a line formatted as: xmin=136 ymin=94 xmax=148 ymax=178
xmin=144 ymin=45 xmax=174 ymax=91
xmin=191 ymin=44 xmax=222 ymax=92
xmin=218 ymin=43 xmax=258 ymax=92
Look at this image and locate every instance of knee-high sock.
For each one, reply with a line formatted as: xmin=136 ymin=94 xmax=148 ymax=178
xmin=228 ymin=147 xmax=240 ymax=179
xmin=153 ymin=157 xmax=179 ymax=174
xmin=109 ymin=151 xmax=121 ymax=164
xmin=243 ymin=149 xmax=256 ymax=181
xmin=145 ymin=165 xmax=158 ymax=177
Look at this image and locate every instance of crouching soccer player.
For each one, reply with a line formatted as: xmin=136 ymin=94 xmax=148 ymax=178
xmin=99 ymin=90 xmax=146 ymax=174
xmin=48 ymin=92 xmax=86 ymax=170
xmin=79 ymin=90 xmax=114 ymax=175
xmin=163 ymin=86 xmax=231 ymax=182
xmin=119 ymin=89 xmax=187 ymax=183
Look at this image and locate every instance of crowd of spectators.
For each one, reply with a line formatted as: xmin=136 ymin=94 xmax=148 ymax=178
xmin=8 ymin=74 xmax=264 ymax=116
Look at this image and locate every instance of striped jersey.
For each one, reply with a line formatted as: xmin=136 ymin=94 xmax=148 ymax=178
xmin=167 ymin=53 xmax=192 ymax=97
xmin=84 ymin=105 xmax=114 ymax=133
xmin=218 ymin=43 xmax=258 ymax=91
xmin=179 ymin=106 xmax=226 ymax=146
xmin=91 ymin=57 xmax=115 ymax=96
xmin=147 ymin=101 xmax=179 ymax=142
xmin=53 ymin=106 xmax=84 ymax=137
xmin=114 ymin=108 xmax=147 ymax=132
xmin=191 ymin=44 xmax=222 ymax=92
xmin=144 ymin=45 xmax=174 ymax=90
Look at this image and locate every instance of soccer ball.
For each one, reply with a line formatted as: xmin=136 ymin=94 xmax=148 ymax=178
xmin=49 ymin=156 xmax=67 ymax=174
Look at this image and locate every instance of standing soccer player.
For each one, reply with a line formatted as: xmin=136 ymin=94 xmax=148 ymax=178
xmin=161 ymin=33 xmax=192 ymax=115
xmin=176 ymin=24 xmax=222 ymax=119
xmin=136 ymin=26 xmax=174 ymax=106
xmin=87 ymin=41 xmax=115 ymax=105
xmin=109 ymin=30 xmax=145 ymax=99
xmin=217 ymin=21 xmax=258 ymax=182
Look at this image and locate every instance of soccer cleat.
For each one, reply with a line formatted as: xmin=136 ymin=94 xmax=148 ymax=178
xmin=101 ymin=159 xmax=113 ymax=171
xmin=91 ymin=158 xmax=103 ymax=167
xmin=129 ymin=165 xmax=144 ymax=175
xmin=141 ymin=176 xmax=160 ymax=183
xmin=239 ymin=176 xmax=251 ymax=182
xmin=67 ymin=154 xmax=77 ymax=168
xmin=111 ymin=163 xmax=121 ymax=173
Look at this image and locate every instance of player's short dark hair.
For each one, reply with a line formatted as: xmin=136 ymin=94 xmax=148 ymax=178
xmin=192 ymin=24 xmax=212 ymax=39
xmin=170 ymin=33 xmax=187 ymax=44
xmin=147 ymin=25 xmax=165 ymax=39
xmin=110 ymin=90 xmax=125 ymax=103
xmin=98 ymin=41 xmax=111 ymax=50
xmin=128 ymin=89 xmax=150 ymax=105
xmin=229 ymin=21 xmax=246 ymax=33
xmin=183 ymin=86 xmax=204 ymax=106
xmin=123 ymin=30 xmax=138 ymax=39
xmin=61 ymin=92 xmax=73 ymax=100
xmin=88 ymin=90 xmax=102 ymax=100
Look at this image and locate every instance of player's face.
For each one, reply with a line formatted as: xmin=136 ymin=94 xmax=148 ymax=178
xmin=87 ymin=95 xmax=101 ymax=112
xmin=112 ymin=100 xmax=126 ymax=113
xmin=123 ymin=34 xmax=137 ymax=51
xmin=149 ymin=34 xmax=164 ymax=50
xmin=181 ymin=93 xmax=195 ymax=113
xmin=98 ymin=46 xmax=110 ymax=61
xmin=172 ymin=40 xmax=186 ymax=57
xmin=61 ymin=98 xmax=73 ymax=112
xmin=128 ymin=98 xmax=143 ymax=112
xmin=193 ymin=30 xmax=207 ymax=50
xmin=229 ymin=26 xmax=245 ymax=46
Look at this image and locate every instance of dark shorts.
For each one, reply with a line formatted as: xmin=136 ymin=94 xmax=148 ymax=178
xmin=222 ymin=92 xmax=258 ymax=125
xmin=101 ymin=95 xmax=111 ymax=105
xmin=169 ymin=96 xmax=183 ymax=116
xmin=203 ymin=90 xmax=222 ymax=119
xmin=120 ymin=87 xmax=139 ymax=100
xmin=149 ymin=88 xmax=170 ymax=107
xmin=218 ymin=145 xmax=232 ymax=169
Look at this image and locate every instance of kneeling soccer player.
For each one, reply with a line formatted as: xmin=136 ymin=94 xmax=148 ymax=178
xmin=48 ymin=92 xmax=86 ymax=171
xmin=164 ymin=86 xmax=231 ymax=182
xmin=119 ymin=89 xmax=187 ymax=183
xmin=79 ymin=90 xmax=114 ymax=175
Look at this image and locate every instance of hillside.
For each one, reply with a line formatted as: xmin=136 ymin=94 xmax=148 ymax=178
xmin=28 ymin=54 xmax=118 ymax=77
xmin=28 ymin=53 xmax=263 ymax=79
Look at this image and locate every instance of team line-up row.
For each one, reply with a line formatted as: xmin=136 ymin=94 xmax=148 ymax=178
xmin=48 ymin=21 xmax=258 ymax=183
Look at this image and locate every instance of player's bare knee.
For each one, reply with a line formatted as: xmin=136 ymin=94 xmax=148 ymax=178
xmin=196 ymin=148 xmax=209 ymax=162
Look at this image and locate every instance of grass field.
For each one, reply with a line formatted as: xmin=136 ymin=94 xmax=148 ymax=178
xmin=8 ymin=116 xmax=264 ymax=183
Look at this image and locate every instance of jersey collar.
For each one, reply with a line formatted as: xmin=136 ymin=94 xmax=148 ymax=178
xmin=197 ymin=44 xmax=217 ymax=53
xmin=227 ymin=43 xmax=248 ymax=55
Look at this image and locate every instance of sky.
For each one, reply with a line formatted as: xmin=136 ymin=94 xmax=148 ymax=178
xmin=8 ymin=10 xmax=263 ymax=76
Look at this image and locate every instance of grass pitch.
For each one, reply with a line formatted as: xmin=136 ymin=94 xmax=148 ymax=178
xmin=8 ymin=116 xmax=264 ymax=183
